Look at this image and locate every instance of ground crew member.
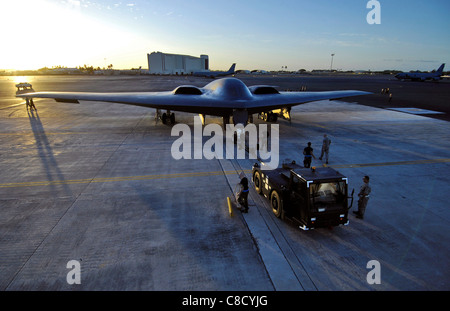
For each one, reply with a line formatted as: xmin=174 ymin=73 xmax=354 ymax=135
xmin=26 ymin=98 xmax=36 ymax=111
xmin=303 ymin=142 xmax=316 ymax=168
xmin=319 ymin=134 xmax=331 ymax=164
xmin=354 ymin=176 xmax=371 ymax=219
xmin=29 ymin=98 xmax=37 ymax=111
xmin=237 ymin=176 xmax=249 ymax=213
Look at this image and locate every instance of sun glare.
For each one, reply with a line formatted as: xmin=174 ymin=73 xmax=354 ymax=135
xmin=13 ymin=76 xmax=34 ymax=84
xmin=0 ymin=0 xmax=152 ymax=71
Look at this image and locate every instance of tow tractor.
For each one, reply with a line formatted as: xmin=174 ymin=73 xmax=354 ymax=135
xmin=15 ymin=82 xmax=34 ymax=95
xmin=252 ymin=160 xmax=354 ymax=230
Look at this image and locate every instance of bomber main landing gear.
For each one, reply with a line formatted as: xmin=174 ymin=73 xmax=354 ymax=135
xmin=258 ymin=112 xmax=278 ymax=122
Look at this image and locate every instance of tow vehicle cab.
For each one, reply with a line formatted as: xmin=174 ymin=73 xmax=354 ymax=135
xmin=15 ymin=83 xmax=34 ymax=95
xmin=252 ymin=160 xmax=353 ymax=230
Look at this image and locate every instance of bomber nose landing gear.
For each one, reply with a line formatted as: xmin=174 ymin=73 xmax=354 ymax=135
xmin=162 ymin=112 xmax=175 ymax=125
xmin=156 ymin=109 xmax=176 ymax=125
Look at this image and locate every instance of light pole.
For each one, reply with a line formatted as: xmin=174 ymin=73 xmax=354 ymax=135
xmin=330 ymin=53 xmax=335 ymax=72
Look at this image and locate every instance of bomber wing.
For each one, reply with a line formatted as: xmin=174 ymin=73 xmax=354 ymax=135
xmin=16 ymin=78 xmax=370 ymax=121
xmin=243 ymin=90 xmax=369 ymax=114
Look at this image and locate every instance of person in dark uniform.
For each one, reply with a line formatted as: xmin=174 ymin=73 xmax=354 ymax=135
xmin=353 ymin=176 xmax=371 ymax=219
xmin=303 ymin=142 xmax=316 ymax=168
xmin=237 ymin=176 xmax=249 ymax=213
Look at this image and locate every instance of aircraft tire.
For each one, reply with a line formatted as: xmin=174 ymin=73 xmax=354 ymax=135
xmin=170 ymin=113 xmax=175 ymax=124
xmin=162 ymin=113 xmax=167 ymax=124
xmin=269 ymin=113 xmax=277 ymax=122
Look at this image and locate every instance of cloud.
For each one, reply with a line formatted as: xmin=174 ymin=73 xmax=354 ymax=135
xmin=335 ymin=40 xmax=364 ymax=47
xmin=339 ymin=33 xmax=368 ymax=37
xmin=383 ymin=59 xmax=439 ymax=64
xmin=413 ymin=59 xmax=439 ymax=63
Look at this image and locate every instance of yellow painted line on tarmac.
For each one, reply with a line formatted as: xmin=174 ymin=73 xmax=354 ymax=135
xmin=0 ymin=130 xmax=123 ymax=136
xmin=2 ymin=158 xmax=448 ymax=189
xmin=0 ymin=131 xmax=91 ymax=136
xmin=0 ymin=130 xmax=149 ymax=136
xmin=0 ymin=169 xmax=253 ymax=188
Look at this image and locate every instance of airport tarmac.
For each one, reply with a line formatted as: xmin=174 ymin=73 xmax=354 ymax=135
xmin=0 ymin=75 xmax=449 ymax=291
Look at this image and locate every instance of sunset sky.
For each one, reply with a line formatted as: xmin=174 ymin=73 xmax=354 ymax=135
xmin=0 ymin=0 xmax=449 ymax=71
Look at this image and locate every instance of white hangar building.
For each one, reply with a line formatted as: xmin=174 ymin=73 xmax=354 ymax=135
xmin=148 ymin=52 xmax=209 ymax=75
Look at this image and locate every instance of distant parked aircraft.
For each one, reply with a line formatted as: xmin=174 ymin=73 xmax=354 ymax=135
xmin=395 ymin=63 xmax=445 ymax=81
xmin=193 ymin=63 xmax=236 ymax=78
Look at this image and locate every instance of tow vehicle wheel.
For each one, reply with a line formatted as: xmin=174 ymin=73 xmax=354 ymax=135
xmin=270 ymin=113 xmax=277 ymax=122
xmin=253 ymin=171 xmax=262 ymax=194
xmin=270 ymin=190 xmax=283 ymax=219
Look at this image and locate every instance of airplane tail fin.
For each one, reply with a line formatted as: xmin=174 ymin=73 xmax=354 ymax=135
xmin=228 ymin=63 xmax=236 ymax=73
xmin=436 ymin=63 xmax=445 ymax=74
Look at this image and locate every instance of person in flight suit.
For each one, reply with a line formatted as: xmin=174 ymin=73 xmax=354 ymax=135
xmin=319 ymin=134 xmax=331 ymax=164
xmin=353 ymin=176 xmax=371 ymax=219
